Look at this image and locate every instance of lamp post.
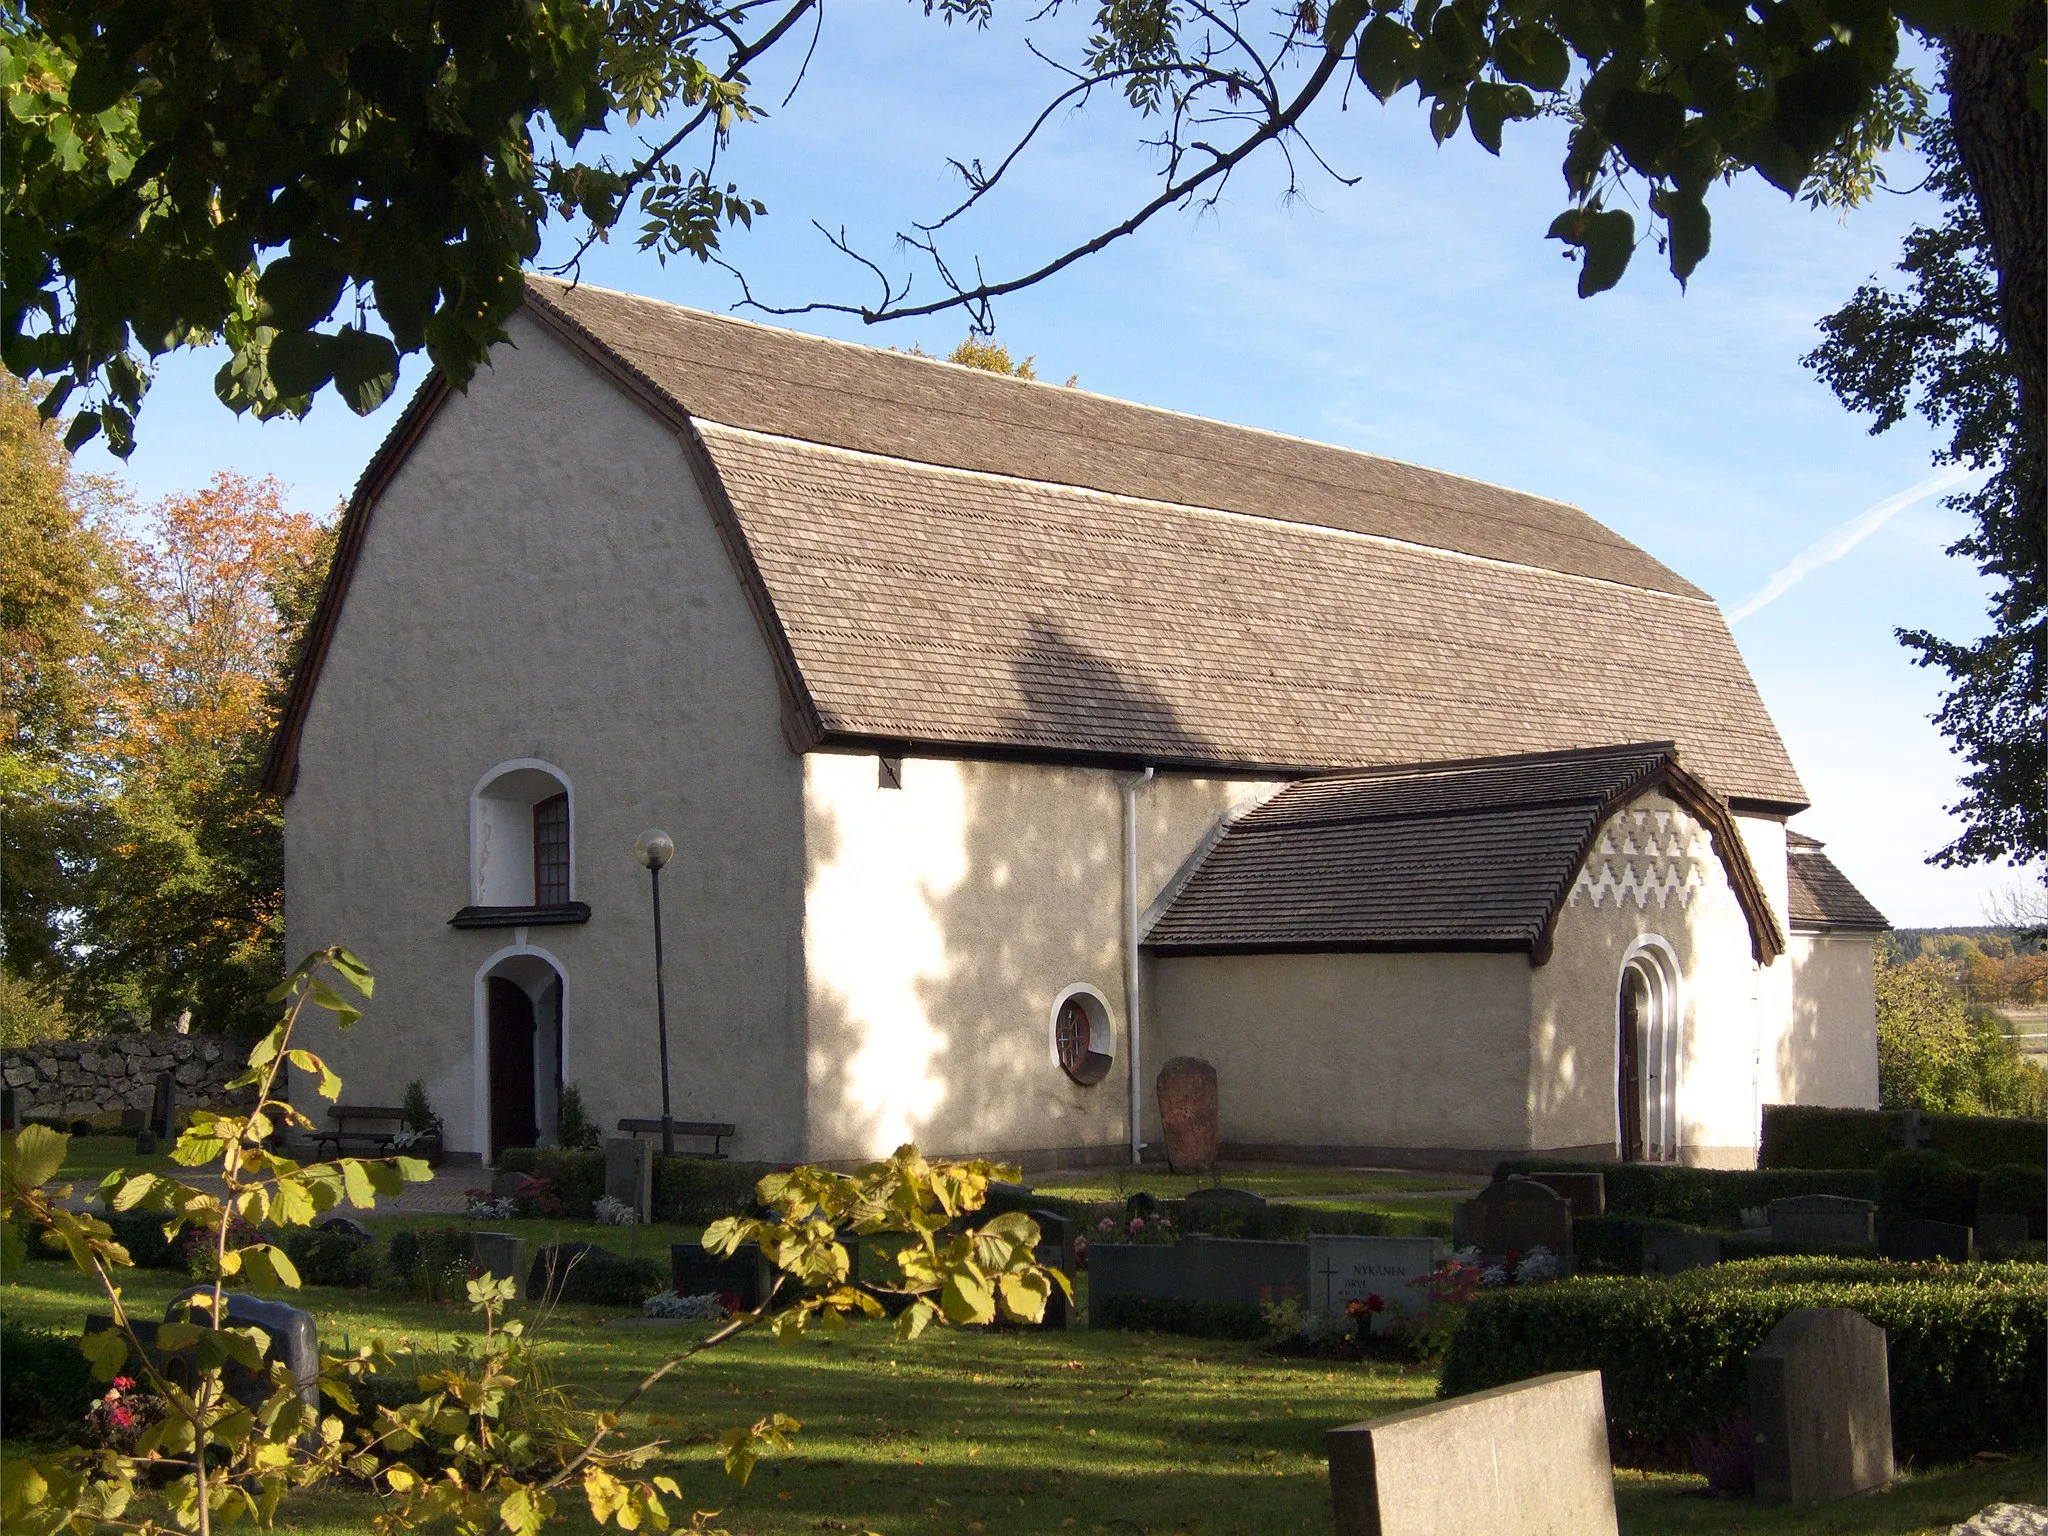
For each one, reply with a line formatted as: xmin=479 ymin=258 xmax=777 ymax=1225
xmin=634 ymin=829 xmax=678 ymax=1157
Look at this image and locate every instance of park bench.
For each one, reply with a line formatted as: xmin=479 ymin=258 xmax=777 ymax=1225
xmin=616 ymin=1118 xmax=736 ymax=1159
xmin=313 ymin=1105 xmax=407 ymax=1159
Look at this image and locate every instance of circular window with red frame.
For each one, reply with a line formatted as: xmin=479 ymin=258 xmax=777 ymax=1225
xmin=1052 ymin=990 xmax=1114 ymax=1085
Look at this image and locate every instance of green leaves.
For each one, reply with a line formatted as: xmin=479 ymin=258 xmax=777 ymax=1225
xmin=1354 ymin=16 xmax=1422 ymax=99
xmin=1492 ymin=26 xmax=1570 ymax=91
xmin=719 ymin=1413 xmax=800 ymax=1485
xmin=2 ymin=1124 xmax=71 ymax=1193
xmin=80 ymin=1326 xmax=130 ymax=1382
xmin=331 ymin=327 xmax=399 ymax=416
xmin=1466 ymin=81 xmax=1536 ymax=153
xmin=1547 ymin=205 xmax=1638 ymax=296
xmin=1601 ymin=89 xmax=1687 ymax=174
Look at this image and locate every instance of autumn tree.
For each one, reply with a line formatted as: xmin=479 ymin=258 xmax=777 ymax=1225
xmin=1875 ymin=947 xmax=2046 ymax=1115
xmin=0 ymin=368 xmax=117 ymax=1041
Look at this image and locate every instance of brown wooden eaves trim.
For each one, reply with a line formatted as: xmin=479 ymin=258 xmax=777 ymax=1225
xmin=261 ymin=371 xmax=453 ymax=795
xmin=520 ymin=288 xmax=826 ymax=753
xmin=1143 ymin=935 xmax=1541 ymax=958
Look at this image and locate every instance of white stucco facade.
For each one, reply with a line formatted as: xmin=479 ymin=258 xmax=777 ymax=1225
xmin=281 ymin=313 xmax=1877 ymax=1173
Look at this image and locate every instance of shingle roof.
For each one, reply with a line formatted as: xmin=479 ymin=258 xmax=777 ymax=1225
xmin=1145 ymin=743 xmax=1785 ymax=962
xmin=263 ymin=278 xmax=1810 ymax=808
xmin=1786 ymin=833 xmax=1891 ymax=933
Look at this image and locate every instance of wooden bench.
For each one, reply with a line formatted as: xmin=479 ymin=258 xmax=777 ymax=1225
xmin=313 ymin=1105 xmax=407 ymax=1159
xmin=617 ymin=1118 xmax=736 ymax=1158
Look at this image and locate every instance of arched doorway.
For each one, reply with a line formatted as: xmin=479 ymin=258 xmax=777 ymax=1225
xmin=1617 ymin=942 xmax=1681 ymax=1163
xmin=477 ymin=950 xmax=566 ymax=1162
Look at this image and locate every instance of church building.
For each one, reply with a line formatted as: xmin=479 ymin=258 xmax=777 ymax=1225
xmin=267 ymin=278 xmax=1889 ymax=1171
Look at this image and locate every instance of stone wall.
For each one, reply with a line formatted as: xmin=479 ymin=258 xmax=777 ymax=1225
xmin=1 ymin=1034 xmax=250 ymax=1122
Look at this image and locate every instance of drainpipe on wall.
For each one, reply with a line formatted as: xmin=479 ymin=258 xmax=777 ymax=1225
xmin=1125 ymin=765 xmax=1155 ymax=1166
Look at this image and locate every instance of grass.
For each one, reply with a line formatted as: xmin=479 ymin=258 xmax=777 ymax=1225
xmin=7 ymin=1248 xmax=2037 ymax=1536
xmin=1029 ymin=1167 xmax=1483 ymax=1202
xmin=45 ymin=1133 xmax=185 ymax=1188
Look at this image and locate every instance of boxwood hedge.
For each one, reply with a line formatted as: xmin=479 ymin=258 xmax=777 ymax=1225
xmin=494 ymin=1148 xmax=772 ymax=1224
xmin=1493 ymin=1160 xmax=1877 ymax=1227
xmin=1439 ymin=1259 xmax=2044 ymax=1466
xmin=1760 ymin=1104 xmax=2045 ymax=1173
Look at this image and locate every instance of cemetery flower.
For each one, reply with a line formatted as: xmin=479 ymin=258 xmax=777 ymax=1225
xmin=595 ymin=1194 xmax=642 ymax=1227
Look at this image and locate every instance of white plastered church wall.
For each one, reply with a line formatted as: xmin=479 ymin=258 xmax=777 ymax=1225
xmin=798 ymin=758 xmax=1263 ymax=1163
xmin=283 ymin=312 xmax=809 ymax=1159
xmin=1785 ymin=935 xmax=1881 ymax=1109
xmin=1149 ymin=952 xmax=1535 ymax=1160
xmin=1529 ymin=792 xmax=1779 ymax=1168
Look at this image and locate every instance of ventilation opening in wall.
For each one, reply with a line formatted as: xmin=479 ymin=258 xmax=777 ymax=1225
xmin=1052 ymin=987 xmax=1115 ymax=1086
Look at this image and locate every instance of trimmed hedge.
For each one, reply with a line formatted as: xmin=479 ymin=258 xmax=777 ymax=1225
xmin=980 ymin=1186 xmax=1445 ymax=1241
xmin=1089 ymin=1292 xmax=1267 ymax=1339
xmin=104 ymin=1209 xmax=188 ymax=1271
xmin=1876 ymin=1149 xmax=1977 ymax=1225
xmin=1979 ymin=1164 xmax=2048 ymax=1238
xmin=494 ymin=1148 xmax=772 ymax=1224
xmin=551 ymin=1250 xmax=670 ymax=1307
xmin=1494 ymin=1160 xmax=1877 ymax=1228
xmin=1440 ymin=1258 xmax=2045 ymax=1466
xmin=1761 ymin=1104 xmax=2046 ymax=1173
xmin=280 ymin=1225 xmax=381 ymax=1288
xmin=0 ymin=1322 xmax=97 ymax=1441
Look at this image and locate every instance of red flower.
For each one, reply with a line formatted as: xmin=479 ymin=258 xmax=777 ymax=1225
xmin=1366 ymin=1294 xmax=1385 ymax=1313
xmin=112 ymin=1376 xmax=135 ymax=1391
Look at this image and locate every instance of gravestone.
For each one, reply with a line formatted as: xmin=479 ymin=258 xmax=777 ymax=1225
xmin=0 ymin=1085 xmax=14 ymax=1131
xmin=1524 ymin=1172 xmax=1606 ymax=1219
xmin=316 ymin=1216 xmax=372 ymax=1240
xmin=1327 ymin=1370 xmax=1618 ymax=1536
xmin=120 ymin=1107 xmax=145 ymax=1132
xmin=1085 ymin=1243 xmax=1181 ymax=1327
xmin=672 ymin=1240 xmax=771 ymax=1311
xmin=1185 ymin=1187 xmax=1266 ymax=1207
xmin=1308 ymin=1235 xmax=1440 ymax=1330
xmin=1155 ymin=1056 xmax=1219 ymax=1173
xmin=1640 ymin=1229 xmax=1722 ymax=1277
xmin=1891 ymin=1107 xmax=1933 ymax=1150
xmin=490 ymin=1168 xmax=527 ymax=1200
xmin=164 ymin=1289 xmax=320 ymax=1411
xmin=149 ymin=1071 xmax=177 ymax=1140
xmin=1878 ymin=1218 xmax=1974 ymax=1262
xmin=1975 ymin=1213 xmax=2031 ymax=1249
xmin=604 ymin=1137 xmax=654 ymax=1224
xmin=1180 ymin=1236 xmax=1309 ymax=1309
xmin=528 ymin=1242 xmax=600 ymax=1302
xmin=469 ymin=1231 xmax=529 ymax=1287
xmin=1029 ymin=1209 xmax=1076 ymax=1329
xmin=1126 ymin=1190 xmax=1163 ymax=1222
xmin=1767 ymin=1195 xmax=1877 ymax=1249
xmin=1749 ymin=1307 xmax=1892 ymax=1503
xmin=1466 ymin=1179 xmax=1573 ymax=1267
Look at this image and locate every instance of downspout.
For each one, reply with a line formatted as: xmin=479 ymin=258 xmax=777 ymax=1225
xmin=1124 ymin=765 xmax=1155 ymax=1166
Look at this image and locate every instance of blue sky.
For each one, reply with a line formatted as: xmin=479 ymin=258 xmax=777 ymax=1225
xmin=76 ymin=7 xmax=2031 ymax=926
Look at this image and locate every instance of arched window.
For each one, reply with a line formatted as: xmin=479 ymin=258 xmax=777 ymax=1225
xmin=1049 ymin=985 xmax=1115 ymax=1086
xmin=465 ymin=761 xmax=580 ymax=914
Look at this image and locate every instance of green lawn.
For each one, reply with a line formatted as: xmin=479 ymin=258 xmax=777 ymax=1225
xmin=44 ymin=1133 xmax=185 ymax=1189
xmin=6 ymin=1249 xmax=2036 ymax=1536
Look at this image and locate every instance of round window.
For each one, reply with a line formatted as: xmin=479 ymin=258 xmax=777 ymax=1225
xmin=1051 ymin=988 xmax=1114 ymax=1086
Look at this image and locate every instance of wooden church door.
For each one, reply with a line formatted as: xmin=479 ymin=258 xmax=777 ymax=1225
xmin=488 ymin=977 xmax=539 ymax=1160
xmin=1617 ymin=973 xmax=1645 ymax=1162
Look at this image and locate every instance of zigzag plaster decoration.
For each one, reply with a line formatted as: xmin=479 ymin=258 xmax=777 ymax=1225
xmin=1572 ymin=805 xmax=1713 ymax=910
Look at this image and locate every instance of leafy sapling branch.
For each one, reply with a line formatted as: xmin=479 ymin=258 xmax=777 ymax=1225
xmin=0 ymin=948 xmax=1070 ymax=1536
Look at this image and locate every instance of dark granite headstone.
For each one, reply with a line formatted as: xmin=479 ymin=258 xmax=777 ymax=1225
xmin=120 ymin=1107 xmax=145 ymax=1132
xmin=1640 ymin=1229 xmax=1722 ymax=1276
xmin=1126 ymin=1191 xmax=1163 ymax=1222
xmin=1750 ymin=1307 xmax=1892 ymax=1503
xmin=315 ymin=1216 xmax=372 ymax=1240
xmin=1028 ymin=1209 xmax=1076 ymax=1329
xmin=1767 ymin=1195 xmax=1877 ymax=1249
xmin=1185 ymin=1187 xmax=1266 ymax=1206
xmin=69 ymin=1117 xmax=94 ymax=1137
xmin=164 ymin=1289 xmax=320 ymax=1411
xmin=1466 ymin=1179 xmax=1573 ymax=1265
xmin=528 ymin=1241 xmax=600 ymax=1302
xmin=0 ymin=1086 xmax=15 ymax=1131
xmin=1524 ymin=1172 xmax=1606 ymax=1219
xmin=490 ymin=1168 xmax=527 ymax=1200
xmin=1878 ymin=1218 xmax=1974 ymax=1262
xmin=672 ymin=1240 xmax=770 ymax=1311
xmin=149 ymin=1072 xmax=176 ymax=1141
xmin=469 ymin=1231 xmax=528 ymax=1286
xmin=1155 ymin=1056 xmax=1219 ymax=1173
xmin=1974 ymin=1213 xmax=2031 ymax=1249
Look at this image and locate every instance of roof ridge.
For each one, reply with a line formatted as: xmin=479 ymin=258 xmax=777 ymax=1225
xmin=696 ymin=420 xmax=1720 ymax=605
xmin=523 ymin=274 xmax=1669 ymax=571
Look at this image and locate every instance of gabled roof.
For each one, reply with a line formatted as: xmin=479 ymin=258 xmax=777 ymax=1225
xmin=263 ymin=278 xmax=1809 ymax=807
xmin=1786 ymin=832 xmax=1891 ymax=934
xmin=1144 ymin=743 xmax=1786 ymax=964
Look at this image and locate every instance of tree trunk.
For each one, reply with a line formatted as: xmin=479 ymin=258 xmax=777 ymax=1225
xmin=1945 ymin=11 xmax=2047 ymax=554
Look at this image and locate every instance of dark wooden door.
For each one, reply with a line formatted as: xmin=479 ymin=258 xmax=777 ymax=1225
xmin=1617 ymin=973 xmax=1644 ymax=1163
xmin=488 ymin=977 xmax=538 ymax=1160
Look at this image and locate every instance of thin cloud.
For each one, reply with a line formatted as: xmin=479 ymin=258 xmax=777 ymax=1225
xmin=1728 ymin=466 xmax=1975 ymax=623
